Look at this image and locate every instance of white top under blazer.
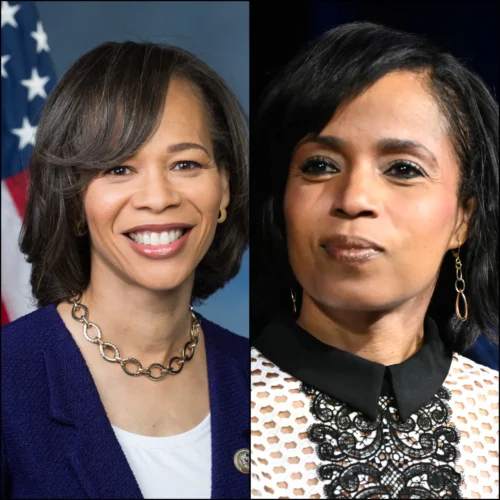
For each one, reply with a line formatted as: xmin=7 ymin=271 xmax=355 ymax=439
xmin=112 ymin=412 xmax=211 ymax=499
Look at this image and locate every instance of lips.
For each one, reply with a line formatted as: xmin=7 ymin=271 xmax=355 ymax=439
xmin=320 ymin=235 xmax=384 ymax=263
xmin=121 ymin=223 xmax=194 ymax=259
xmin=123 ymin=223 xmax=193 ymax=234
xmin=124 ymin=228 xmax=191 ymax=259
xmin=320 ymin=234 xmax=384 ymax=251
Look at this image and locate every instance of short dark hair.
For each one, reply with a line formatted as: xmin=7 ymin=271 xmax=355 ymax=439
xmin=20 ymin=41 xmax=248 ymax=307
xmin=251 ymin=22 xmax=498 ymax=352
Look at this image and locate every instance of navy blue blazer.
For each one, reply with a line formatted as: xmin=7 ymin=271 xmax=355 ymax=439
xmin=1 ymin=304 xmax=249 ymax=499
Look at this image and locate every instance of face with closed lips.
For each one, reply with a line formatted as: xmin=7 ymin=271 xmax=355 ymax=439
xmin=284 ymin=71 xmax=474 ymax=313
xmin=82 ymin=78 xmax=229 ymax=292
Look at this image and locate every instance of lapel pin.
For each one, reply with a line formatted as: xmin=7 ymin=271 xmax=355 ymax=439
xmin=233 ymin=448 xmax=249 ymax=474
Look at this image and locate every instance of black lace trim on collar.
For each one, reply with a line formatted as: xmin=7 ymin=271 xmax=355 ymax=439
xmin=301 ymin=382 xmax=464 ymax=499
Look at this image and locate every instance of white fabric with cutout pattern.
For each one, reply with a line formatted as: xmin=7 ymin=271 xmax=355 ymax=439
xmin=251 ymin=348 xmax=499 ymax=499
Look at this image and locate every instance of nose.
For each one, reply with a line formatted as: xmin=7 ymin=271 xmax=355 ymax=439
xmin=330 ymin=163 xmax=380 ymax=219
xmin=132 ymin=167 xmax=182 ymax=212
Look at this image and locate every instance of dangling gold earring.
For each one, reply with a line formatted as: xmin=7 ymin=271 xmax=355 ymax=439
xmin=451 ymin=243 xmax=468 ymax=321
xmin=218 ymin=207 xmax=227 ymax=224
xmin=290 ymin=289 xmax=297 ymax=314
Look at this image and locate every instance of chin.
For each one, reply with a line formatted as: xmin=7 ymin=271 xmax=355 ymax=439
xmin=309 ymin=281 xmax=395 ymax=312
xmin=142 ymin=281 xmax=185 ymax=292
xmin=318 ymin=298 xmax=389 ymax=312
xmin=129 ymin=270 xmax=192 ymax=293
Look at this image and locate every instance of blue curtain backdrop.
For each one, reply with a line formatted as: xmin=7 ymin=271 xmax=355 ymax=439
xmin=34 ymin=1 xmax=249 ymax=337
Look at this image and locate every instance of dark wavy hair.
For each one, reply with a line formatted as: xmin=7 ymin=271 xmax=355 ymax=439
xmin=251 ymin=22 xmax=499 ymax=353
xmin=20 ymin=41 xmax=248 ymax=307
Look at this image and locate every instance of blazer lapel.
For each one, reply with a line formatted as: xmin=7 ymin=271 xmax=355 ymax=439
xmin=42 ymin=317 xmax=144 ymax=499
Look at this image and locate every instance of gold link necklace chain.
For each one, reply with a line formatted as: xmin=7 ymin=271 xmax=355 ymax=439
xmin=67 ymin=293 xmax=201 ymax=381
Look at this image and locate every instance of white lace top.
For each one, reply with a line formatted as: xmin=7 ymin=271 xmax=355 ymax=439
xmin=251 ymin=348 xmax=499 ymax=499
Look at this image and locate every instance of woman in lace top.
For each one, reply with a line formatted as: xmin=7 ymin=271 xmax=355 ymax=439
xmin=250 ymin=22 xmax=499 ymax=499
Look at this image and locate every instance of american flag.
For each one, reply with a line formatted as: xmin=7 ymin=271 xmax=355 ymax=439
xmin=1 ymin=1 xmax=56 ymax=325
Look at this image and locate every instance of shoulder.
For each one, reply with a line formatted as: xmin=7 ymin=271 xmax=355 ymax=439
xmin=447 ymin=353 xmax=498 ymax=407
xmin=451 ymin=352 xmax=498 ymax=384
xmin=251 ymin=347 xmax=275 ymax=371
xmin=2 ymin=306 xmax=66 ymax=424
xmin=2 ymin=304 xmax=65 ymax=396
xmin=2 ymin=304 xmax=61 ymax=358
xmin=463 ymin=334 xmax=499 ymax=370
xmin=251 ymin=346 xmax=267 ymax=368
xmin=446 ymin=354 xmax=498 ymax=497
xmin=251 ymin=347 xmax=297 ymax=387
xmin=198 ymin=313 xmax=248 ymax=386
xmin=251 ymin=347 xmax=281 ymax=368
xmin=198 ymin=313 xmax=248 ymax=355
xmin=250 ymin=348 xmax=316 ymax=497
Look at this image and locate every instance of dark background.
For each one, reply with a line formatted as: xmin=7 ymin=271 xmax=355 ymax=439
xmin=249 ymin=2 xmax=499 ymax=347
xmin=251 ymin=1 xmax=498 ymax=104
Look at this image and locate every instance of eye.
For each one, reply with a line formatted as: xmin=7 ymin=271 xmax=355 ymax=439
xmin=103 ymin=166 xmax=131 ymax=176
xmin=385 ymin=160 xmax=425 ymax=179
xmin=300 ymin=157 xmax=339 ymax=175
xmin=172 ymin=161 xmax=203 ymax=171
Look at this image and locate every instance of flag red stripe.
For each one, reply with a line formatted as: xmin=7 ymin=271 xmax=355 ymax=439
xmin=1 ymin=300 xmax=11 ymax=326
xmin=4 ymin=169 xmax=30 ymax=220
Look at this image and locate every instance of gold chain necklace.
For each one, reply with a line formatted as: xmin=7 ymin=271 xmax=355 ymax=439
xmin=68 ymin=293 xmax=201 ymax=381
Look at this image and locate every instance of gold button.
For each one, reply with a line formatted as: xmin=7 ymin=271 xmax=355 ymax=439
xmin=233 ymin=448 xmax=249 ymax=474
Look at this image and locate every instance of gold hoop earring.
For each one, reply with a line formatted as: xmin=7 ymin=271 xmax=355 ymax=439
xmin=291 ymin=289 xmax=297 ymax=314
xmin=451 ymin=244 xmax=468 ymax=321
xmin=217 ymin=207 xmax=227 ymax=224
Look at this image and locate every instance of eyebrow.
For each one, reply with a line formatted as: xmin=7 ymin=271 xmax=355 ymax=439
xmin=295 ymin=134 xmax=347 ymax=153
xmin=376 ymin=138 xmax=437 ymax=164
xmin=167 ymin=142 xmax=210 ymax=156
xmin=296 ymin=135 xmax=437 ymax=165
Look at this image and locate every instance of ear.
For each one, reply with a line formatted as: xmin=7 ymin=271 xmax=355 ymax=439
xmin=220 ymin=166 xmax=230 ymax=209
xmin=448 ymin=197 xmax=475 ymax=249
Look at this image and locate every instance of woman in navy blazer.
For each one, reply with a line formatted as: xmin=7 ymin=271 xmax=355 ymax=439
xmin=1 ymin=41 xmax=248 ymax=499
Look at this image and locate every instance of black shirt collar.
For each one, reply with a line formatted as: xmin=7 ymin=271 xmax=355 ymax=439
xmin=253 ymin=312 xmax=453 ymax=422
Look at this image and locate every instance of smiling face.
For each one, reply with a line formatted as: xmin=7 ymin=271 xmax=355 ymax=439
xmin=284 ymin=71 xmax=473 ymax=313
xmin=83 ymin=78 xmax=229 ymax=293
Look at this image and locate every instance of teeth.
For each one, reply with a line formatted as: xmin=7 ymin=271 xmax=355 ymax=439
xmin=150 ymin=233 xmax=159 ymax=245
xmin=129 ymin=230 xmax=184 ymax=246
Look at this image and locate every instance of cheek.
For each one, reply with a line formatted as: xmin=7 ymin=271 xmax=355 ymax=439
xmin=284 ymin=180 xmax=318 ymax=251
xmin=390 ymin=191 xmax=457 ymax=242
xmin=284 ymin=181 xmax=299 ymax=237
xmin=192 ymin=173 xmax=223 ymax=213
xmin=386 ymin=189 xmax=458 ymax=273
xmin=84 ymin=188 xmax=121 ymax=228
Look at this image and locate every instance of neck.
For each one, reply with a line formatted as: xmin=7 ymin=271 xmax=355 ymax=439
xmin=79 ymin=263 xmax=195 ymax=368
xmin=297 ymin=293 xmax=430 ymax=366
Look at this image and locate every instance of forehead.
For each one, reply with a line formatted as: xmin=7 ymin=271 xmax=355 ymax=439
xmin=154 ymin=77 xmax=211 ymax=143
xmin=323 ymin=71 xmax=447 ymax=144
